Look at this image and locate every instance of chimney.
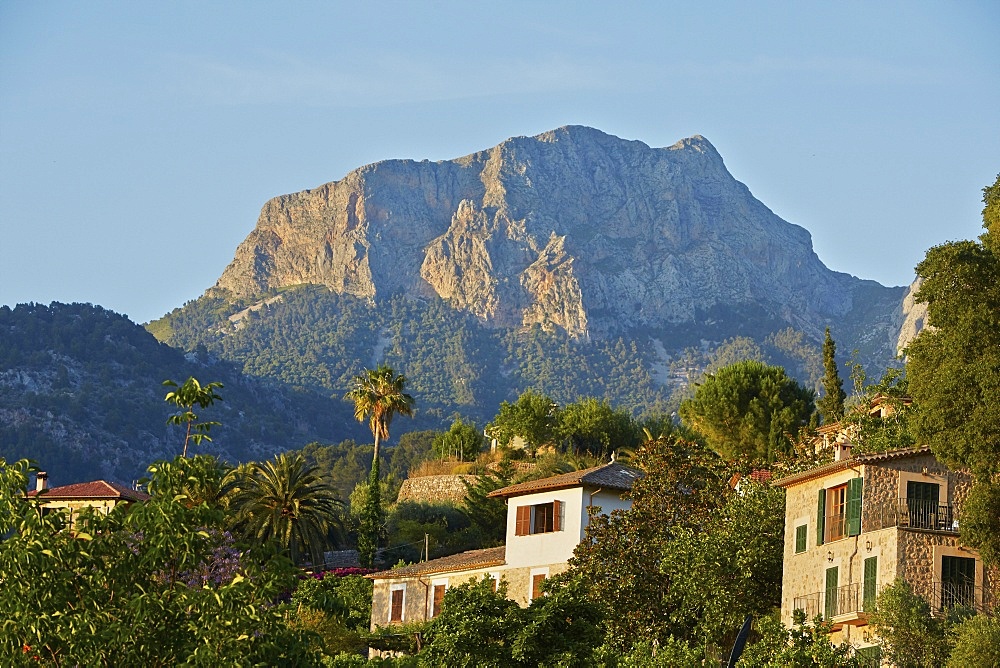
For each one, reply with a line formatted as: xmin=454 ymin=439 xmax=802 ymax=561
xmin=833 ymin=436 xmax=853 ymax=462
xmin=36 ymin=471 xmax=48 ymax=492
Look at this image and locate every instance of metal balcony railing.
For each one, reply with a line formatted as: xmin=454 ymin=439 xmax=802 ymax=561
xmin=823 ymin=512 xmax=848 ymax=543
xmin=930 ymin=580 xmax=993 ymax=615
xmin=794 ymin=584 xmax=862 ymax=621
xmin=865 ymin=498 xmax=959 ymax=533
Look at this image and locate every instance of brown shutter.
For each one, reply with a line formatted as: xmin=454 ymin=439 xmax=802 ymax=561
xmin=390 ymin=588 xmax=404 ymax=622
xmin=431 ymin=584 xmax=446 ymax=618
xmin=515 ymin=505 xmax=531 ymax=536
xmin=553 ymin=500 xmax=562 ymax=532
xmin=532 ymin=573 xmax=546 ymax=600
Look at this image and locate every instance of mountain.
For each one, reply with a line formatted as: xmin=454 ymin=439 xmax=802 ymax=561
xmin=212 ymin=126 xmax=906 ymax=347
xmin=0 ymin=302 xmax=362 ymax=485
xmin=151 ymin=126 xmax=913 ymax=426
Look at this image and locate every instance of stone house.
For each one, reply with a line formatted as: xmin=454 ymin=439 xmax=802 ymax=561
xmin=774 ymin=442 xmax=987 ymax=657
xmin=366 ymin=461 xmax=640 ymax=635
xmin=26 ymin=471 xmax=150 ymax=528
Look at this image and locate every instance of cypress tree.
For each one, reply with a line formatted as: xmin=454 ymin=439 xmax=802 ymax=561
xmin=817 ymin=328 xmax=846 ymax=423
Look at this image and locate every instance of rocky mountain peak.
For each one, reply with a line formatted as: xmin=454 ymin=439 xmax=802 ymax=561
xmin=212 ymin=127 xmax=907 ymax=354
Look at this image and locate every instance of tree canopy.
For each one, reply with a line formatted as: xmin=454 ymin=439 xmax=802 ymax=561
xmin=905 ymin=175 xmax=1000 ymax=565
xmin=816 ymin=328 xmax=846 ymax=423
xmin=679 ymin=360 xmax=815 ymax=461
xmin=568 ymin=437 xmax=784 ymax=654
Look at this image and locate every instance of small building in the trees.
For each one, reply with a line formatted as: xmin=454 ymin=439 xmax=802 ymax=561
xmin=27 ymin=472 xmax=150 ymax=529
xmin=774 ymin=442 xmax=988 ymax=662
xmin=366 ymin=461 xmax=639 ymax=645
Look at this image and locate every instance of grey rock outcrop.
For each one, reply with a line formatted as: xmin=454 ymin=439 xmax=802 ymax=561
xmin=214 ymin=126 xmax=906 ymax=347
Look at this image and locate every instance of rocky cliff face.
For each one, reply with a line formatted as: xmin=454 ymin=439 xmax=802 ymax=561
xmin=214 ymin=126 xmax=907 ymax=346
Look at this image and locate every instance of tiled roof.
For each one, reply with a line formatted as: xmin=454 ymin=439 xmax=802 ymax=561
xmin=367 ymin=546 xmax=506 ymax=580
xmin=28 ymin=480 xmax=150 ymax=502
xmin=487 ymin=461 xmax=642 ymax=499
xmin=772 ymin=446 xmax=934 ymax=488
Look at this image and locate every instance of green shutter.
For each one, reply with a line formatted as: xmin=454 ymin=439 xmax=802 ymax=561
xmin=795 ymin=524 xmax=807 ymax=553
xmin=825 ymin=566 xmax=839 ymax=618
xmin=817 ymin=488 xmax=826 ymax=546
xmin=847 ymin=477 xmax=863 ymax=536
xmin=863 ymin=556 xmax=878 ymax=609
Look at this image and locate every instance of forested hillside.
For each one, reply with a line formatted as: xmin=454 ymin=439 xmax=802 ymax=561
xmin=0 ymin=302 xmax=363 ymax=484
xmin=151 ymin=286 xmax=829 ymax=427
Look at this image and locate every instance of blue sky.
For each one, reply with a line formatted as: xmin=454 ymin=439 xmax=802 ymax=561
xmin=1 ymin=1 xmax=997 ymax=324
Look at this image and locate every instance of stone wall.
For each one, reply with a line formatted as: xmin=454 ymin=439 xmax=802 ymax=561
xmin=862 ymin=453 xmax=974 ymax=532
xmin=396 ymin=475 xmax=481 ymax=505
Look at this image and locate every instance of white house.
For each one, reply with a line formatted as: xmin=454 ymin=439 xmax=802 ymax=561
xmin=366 ymin=461 xmax=640 ymax=634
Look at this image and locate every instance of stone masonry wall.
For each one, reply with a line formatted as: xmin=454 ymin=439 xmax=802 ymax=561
xmin=396 ymin=475 xmax=481 ymax=505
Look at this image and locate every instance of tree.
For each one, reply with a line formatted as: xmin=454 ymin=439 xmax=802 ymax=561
xmin=866 ymin=578 xmax=967 ymax=668
xmin=163 ymin=376 xmax=224 ymax=457
xmin=679 ymin=360 xmax=815 ymax=461
xmin=947 ymin=614 xmax=1000 ymax=668
xmin=345 ymin=364 xmax=414 ymax=567
xmin=432 ymin=417 xmax=485 ymax=461
xmin=231 ymin=452 xmax=342 ymax=565
xmin=345 ymin=364 xmax=415 ymax=466
xmin=418 ymin=575 xmax=604 ymax=668
xmin=837 ymin=368 xmax=915 ymax=455
xmin=0 ymin=456 xmax=319 ymax=665
xmin=738 ymin=611 xmax=860 ymax=667
xmin=905 ymin=175 xmax=1000 ymax=564
xmin=569 ymin=437 xmax=784 ymax=653
xmin=461 ymin=462 xmax=514 ymax=546
xmin=556 ymin=398 xmax=639 ymax=457
xmin=145 ymin=453 xmax=235 ymax=509
xmin=816 ymin=328 xmax=846 ymax=424
xmin=487 ymin=390 xmax=558 ymax=454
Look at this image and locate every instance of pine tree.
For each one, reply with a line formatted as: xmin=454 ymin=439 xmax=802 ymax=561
xmin=816 ymin=328 xmax=846 ymax=423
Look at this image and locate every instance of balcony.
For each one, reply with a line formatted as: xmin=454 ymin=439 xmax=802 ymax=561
xmin=793 ymin=584 xmax=868 ymax=626
xmin=823 ymin=512 xmax=848 ymax=543
xmin=929 ymin=580 xmax=993 ymax=615
xmin=865 ymin=498 xmax=959 ymax=533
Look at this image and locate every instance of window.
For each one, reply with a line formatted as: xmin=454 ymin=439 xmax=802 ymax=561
xmin=827 ymin=484 xmax=848 ymax=541
xmin=906 ymin=481 xmax=941 ymax=530
xmin=817 ymin=478 xmax=862 ymax=544
xmin=531 ymin=573 xmax=547 ymax=601
xmin=795 ymin=524 xmax=807 ymax=553
xmin=940 ymin=555 xmax=976 ymax=609
xmin=389 ymin=585 xmax=405 ymax=622
xmin=863 ymin=556 xmax=878 ymax=610
xmin=856 ymin=646 xmax=881 ymax=668
xmin=430 ymin=584 xmax=446 ymax=619
xmin=514 ymin=500 xmax=563 ymax=536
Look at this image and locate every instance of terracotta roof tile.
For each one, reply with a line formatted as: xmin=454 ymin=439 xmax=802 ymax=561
xmin=772 ymin=446 xmax=934 ymax=488
xmin=367 ymin=546 xmax=506 ymax=580
xmin=487 ymin=462 xmax=642 ymax=499
xmin=28 ymin=480 xmax=150 ymax=502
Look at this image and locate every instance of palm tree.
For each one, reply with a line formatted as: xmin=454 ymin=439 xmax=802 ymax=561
xmin=345 ymin=364 xmax=415 ymax=465
xmin=231 ymin=453 xmax=342 ymax=565
xmin=345 ymin=364 xmax=414 ymax=566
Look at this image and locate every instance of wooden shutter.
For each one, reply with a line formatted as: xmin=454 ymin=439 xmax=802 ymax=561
xmin=863 ymin=556 xmax=878 ymax=610
xmin=824 ymin=566 xmax=839 ymax=618
xmin=553 ymin=500 xmax=562 ymax=532
xmin=531 ymin=573 xmax=546 ymax=601
xmin=390 ymin=588 xmax=404 ymax=622
xmin=847 ymin=477 xmax=863 ymax=536
xmin=431 ymin=584 xmax=446 ymax=618
xmin=515 ymin=505 xmax=531 ymax=536
xmin=816 ymin=488 xmax=826 ymax=546
xmin=795 ymin=524 xmax=807 ymax=553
